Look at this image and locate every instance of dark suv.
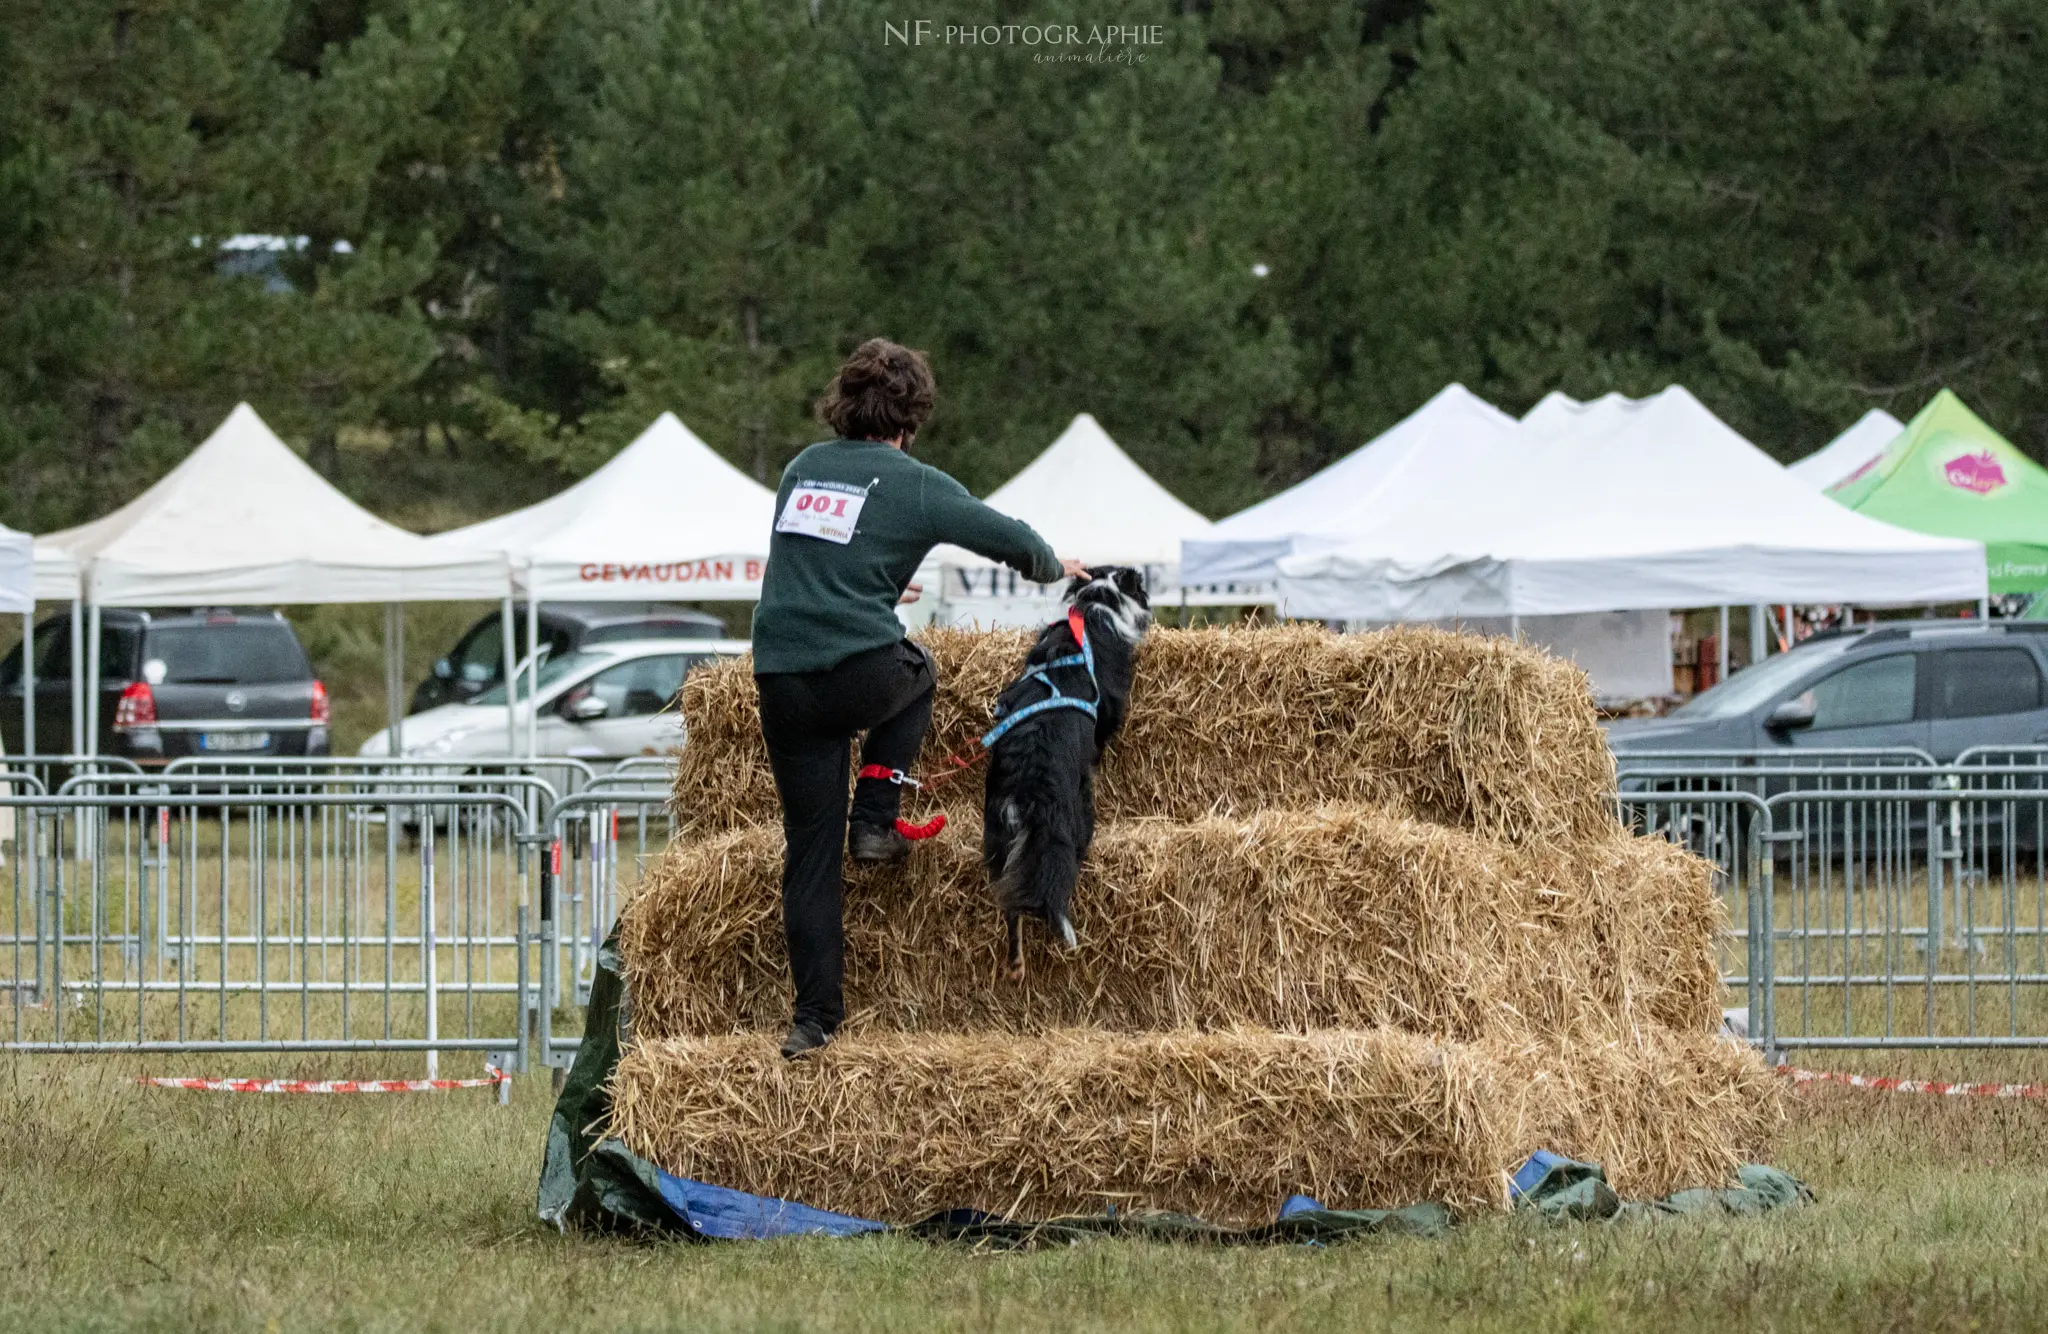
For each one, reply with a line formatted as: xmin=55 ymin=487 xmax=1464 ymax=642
xmin=411 ymin=602 xmax=728 ymax=711
xmin=0 ymin=609 xmax=330 ymax=763
xmin=1607 ymin=620 xmax=2048 ymax=761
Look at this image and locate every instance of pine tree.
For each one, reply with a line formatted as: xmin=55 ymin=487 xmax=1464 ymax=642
xmin=0 ymin=1 xmax=461 ymax=527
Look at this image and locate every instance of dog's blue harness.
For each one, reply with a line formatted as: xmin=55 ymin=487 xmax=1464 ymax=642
xmin=980 ymin=605 xmax=1097 ymax=749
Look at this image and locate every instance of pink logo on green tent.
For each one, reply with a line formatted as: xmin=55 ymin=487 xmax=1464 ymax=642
xmin=1944 ymin=450 xmax=2007 ymax=495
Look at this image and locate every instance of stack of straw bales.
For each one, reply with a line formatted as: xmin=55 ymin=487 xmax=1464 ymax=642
xmin=611 ymin=626 xmax=1781 ymax=1223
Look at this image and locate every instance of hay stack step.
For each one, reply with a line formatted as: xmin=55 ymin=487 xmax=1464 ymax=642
xmin=672 ymin=626 xmax=1616 ymax=844
xmin=620 ymin=805 xmax=1719 ymax=1042
xmin=608 ymin=1026 xmax=1782 ymax=1225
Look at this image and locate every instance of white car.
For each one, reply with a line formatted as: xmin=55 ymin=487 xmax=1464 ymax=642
xmin=359 ymin=637 xmax=749 ymax=762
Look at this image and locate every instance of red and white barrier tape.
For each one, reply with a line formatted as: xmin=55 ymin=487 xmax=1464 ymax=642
xmin=1777 ymin=1065 xmax=2048 ymax=1100
xmin=141 ymin=1066 xmax=508 ymax=1095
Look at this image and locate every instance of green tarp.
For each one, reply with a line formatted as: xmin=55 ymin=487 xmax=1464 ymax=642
xmin=1827 ymin=390 xmax=2048 ymax=593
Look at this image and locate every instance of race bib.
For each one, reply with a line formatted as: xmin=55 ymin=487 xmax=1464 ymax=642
xmin=776 ymin=481 xmax=869 ymax=545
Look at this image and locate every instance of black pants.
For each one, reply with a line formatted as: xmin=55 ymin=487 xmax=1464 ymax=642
xmin=756 ymin=639 xmax=936 ymax=1034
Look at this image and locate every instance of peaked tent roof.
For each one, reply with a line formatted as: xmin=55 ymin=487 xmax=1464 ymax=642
xmin=435 ymin=412 xmax=776 ymax=600
xmin=42 ymin=404 xmax=508 ymax=605
xmin=925 ymin=413 xmax=1213 ymax=585
xmin=1824 ymin=390 xmax=2048 ymax=593
xmin=1181 ymin=384 xmax=1517 ymax=588
xmin=1520 ymin=391 xmax=1636 ymax=440
xmin=1277 ymin=385 xmax=1986 ymax=619
xmin=1788 ymin=408 xmax=1905 ymax=490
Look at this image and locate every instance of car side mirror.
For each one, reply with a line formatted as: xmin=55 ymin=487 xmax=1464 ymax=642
xmin=1766 ymin=695 xmax=1817 ymax=734
xmin=433 ymin=657 xmax=453 ymax=680
xmin=562 ymin=693 xmax=609 ymax=722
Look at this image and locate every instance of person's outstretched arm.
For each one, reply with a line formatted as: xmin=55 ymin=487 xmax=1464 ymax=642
xmin=919 ymin=468 xmax=1064 ymax=583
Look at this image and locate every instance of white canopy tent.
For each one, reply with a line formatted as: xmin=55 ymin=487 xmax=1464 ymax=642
xmin=433 ymin=411 xmax=775 ymax=757
xmin=33 ymin=545 xmax=80 ymax=603
xmin=1787 ymin=408 xmax=1906 ymax=491
xmin=918 ymin=414 xmax=1222 ymax=627
xmin=45 ymin=404 xmax=508 ymax=605
xmin=433 ymin=412 xmax=776 ymax=601
xmin=0 ymin=526 xmax=33 ymax=615
xmin=40 ymin=403 xmax=511 ymax=755
xmin=1180 ymin=384 xmax=1518 ymax=589
xmin=1180 ymin=385 xmax=1679 ymax=699
xmin=1277 ymin=383 xmax=1986 ymax=623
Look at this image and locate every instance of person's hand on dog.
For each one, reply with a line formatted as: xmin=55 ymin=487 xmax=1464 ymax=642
xmin=1060 ymin=558 xmax=1089 ymax=580
xmin=897 ymin=582 xmax=923 ymax=606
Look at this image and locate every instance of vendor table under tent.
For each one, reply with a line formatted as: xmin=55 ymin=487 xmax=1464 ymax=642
xmin=38 ymin=403 xmax=512 ymax=763
xmin=1788 ymin=408 xmax=1906 ymax=492
xmin=911 ymin=413 xmax=1231 ymax=629
xmin=1276 ymin=386 xmax=1988 ymax=682
xmin=430 ymin=411 xmax=777 ymax=759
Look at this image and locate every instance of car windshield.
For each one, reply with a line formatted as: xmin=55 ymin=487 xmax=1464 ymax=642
xmin=145 ymin=623 xmax=310 ymax=685
xmin=1672 ymin=637 xmax=1857 ymax=720
xmin=468 ymin=649 xmax=609 ymax=706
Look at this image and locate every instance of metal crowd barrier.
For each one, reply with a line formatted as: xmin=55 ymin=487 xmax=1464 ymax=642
xmin=15 ymin=746 xmax=2048 ymax=1068
xmin=0 ymin=788 xmax=539 ymax=1074
xmin=1619 ymin=753 xmax=2048 ymax=1056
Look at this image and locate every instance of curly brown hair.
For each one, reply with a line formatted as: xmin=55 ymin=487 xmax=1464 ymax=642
xmin=815 ymin=338 xmax=936 ymax=442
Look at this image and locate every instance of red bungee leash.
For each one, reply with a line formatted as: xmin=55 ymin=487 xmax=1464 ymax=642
xmin=856 ymin=763 xmax=950 ymax=840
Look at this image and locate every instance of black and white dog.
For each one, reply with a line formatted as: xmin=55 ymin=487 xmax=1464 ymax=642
xmin=982 ymin=566 xmax=1151 ymax=980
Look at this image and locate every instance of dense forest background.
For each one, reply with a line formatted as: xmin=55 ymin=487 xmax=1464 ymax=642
xmin=3 ymin=0 xmax=2044 ymax=538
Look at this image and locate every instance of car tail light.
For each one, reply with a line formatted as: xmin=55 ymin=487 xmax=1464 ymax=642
xmin=114 ymin=681 xmax=157 ymax=729
xmin=310 ymin=680 xmax=330 ymax=726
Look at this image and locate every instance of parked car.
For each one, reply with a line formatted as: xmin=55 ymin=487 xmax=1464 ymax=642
xmin=1607 ymin=620 xmax=2048 ymax=762
xmin=0 ymin=608 xmax=330 ymax=763
xmin=365 ymin=637 xmax=748 ymax=763
xmin=411 ymin=602 xmax=728 ymax=712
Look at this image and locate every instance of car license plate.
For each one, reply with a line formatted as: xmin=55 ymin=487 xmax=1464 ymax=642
xmin=200 ymin=732 xmax=271 ymax=752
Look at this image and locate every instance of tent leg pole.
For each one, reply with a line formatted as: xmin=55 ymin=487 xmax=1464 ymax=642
xmin=500 ymin=595 xmax=517 ymax=759
xmin=1980 ymin=596 xmax=1992 ymax=620
xmin=525 ymin=591 xmax=540 ymax=763
xmin=1749 ymin=604 xmax=1765 ymax=665
xmin=1716 ymin=606 xmax=1729 ymax=684
xmin=85 ymin=602 xmax=100 ymax=760
xmin=1509 ymin=614 xmax=1520 ymax=642
xmin=22 ymin=609 xmax=34 ymax=762
xmin=1783 ymin=604 xmax=1793 ymax=649
xmin=384 ymin=603 xmax=405 ymax=760
xmin=68 ymin=598 xmax=82 ymax=760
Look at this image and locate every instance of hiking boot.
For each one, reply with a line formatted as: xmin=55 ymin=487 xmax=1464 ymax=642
xmin=848 ymin=821 xmax=911 ymax=863
xmin=780 ymin=1020 xmax=832 ymax=1060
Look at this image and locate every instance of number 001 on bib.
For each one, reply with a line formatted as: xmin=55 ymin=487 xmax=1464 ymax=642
xmin=776 ymin=481 xmax=868 ymax=545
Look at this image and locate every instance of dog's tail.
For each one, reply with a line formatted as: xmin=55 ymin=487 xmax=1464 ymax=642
xmin=993 ymin=829 xmax=1081 ymax=951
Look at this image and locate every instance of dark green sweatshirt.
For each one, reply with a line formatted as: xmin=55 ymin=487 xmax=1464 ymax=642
xmin=752 ymin=438 xmax=1061 ymax=674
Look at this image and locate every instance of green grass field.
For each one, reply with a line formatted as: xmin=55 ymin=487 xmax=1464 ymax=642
xmin=3 ymin=1051 xmax=2047 ymax=1332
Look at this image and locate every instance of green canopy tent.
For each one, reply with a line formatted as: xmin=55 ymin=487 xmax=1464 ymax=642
xmin=1827 ymin=390 xmax=2048 ymax=594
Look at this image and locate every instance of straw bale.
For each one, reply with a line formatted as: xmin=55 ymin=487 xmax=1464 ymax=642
xmin=606 ymin=1026 xmax=1781 ymax=1225
xmin=671 ymin=626 xmax=1617 ymax=845
xmin=618 ymin=805 xmax=1719 ymax=1043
